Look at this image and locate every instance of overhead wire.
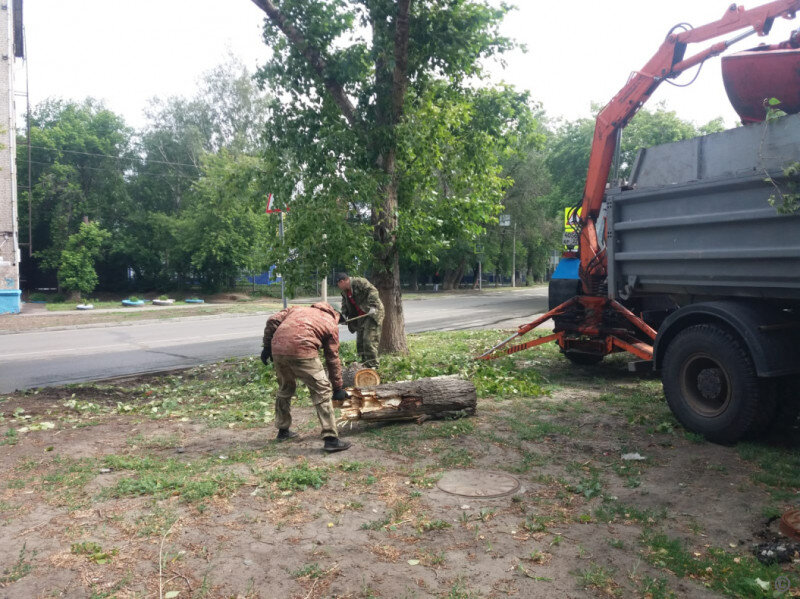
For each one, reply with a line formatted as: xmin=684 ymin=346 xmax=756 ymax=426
xmin=27 ymin=144 xmax=202 ymax=170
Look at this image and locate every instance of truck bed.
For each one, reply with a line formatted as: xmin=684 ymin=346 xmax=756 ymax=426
xmin=606 ymin=113 xmax=800 ymax=301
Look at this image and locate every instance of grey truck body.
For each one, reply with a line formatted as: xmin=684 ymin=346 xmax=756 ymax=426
xmin=606 ymin=113 xmax=800 ymax=303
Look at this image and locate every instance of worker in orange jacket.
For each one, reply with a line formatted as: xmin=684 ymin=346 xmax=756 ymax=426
xmin=261 ymin=302 xmax=350 ymax=452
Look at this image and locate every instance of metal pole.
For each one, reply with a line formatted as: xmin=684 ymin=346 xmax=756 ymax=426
xmin=279 ymin=211 xmax=287 ymax=309
xmin=512 ymin=222 xmax=517 ymax=287
xmin=321 ymin=276 xmax=328 ymax=304
xmin=478 ymin=259 xmax=482 ymax=291
xmin=25 ymin=28 xmax=31 ymax=257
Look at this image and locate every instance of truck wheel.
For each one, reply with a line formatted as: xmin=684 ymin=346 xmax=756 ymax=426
xmin=662 ymin=324 xmax=759 ymax=444
xmin=564 ymin=351 xmax=604 ymax=366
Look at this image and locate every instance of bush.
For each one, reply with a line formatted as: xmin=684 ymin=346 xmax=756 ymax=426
xmin=127 ymin=296 xmax=140 ymax=302
xmin=28 ymin=293 xmax=47 ymax=302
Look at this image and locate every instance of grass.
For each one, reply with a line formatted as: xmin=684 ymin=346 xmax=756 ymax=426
xmin=70 ymin=541 xmax=118 ymax=564
xmin=0 ymin=544 xmax=35 ymax=584
xmin=642 ymin=531 xmax=799 ymax=598
xmin=576 ymin=564 xmax=620 ymax=596
xmin=1 ymin=329 xmax=799 ymax=597
xmin=263 ymin=462 xmax=328 ymax=491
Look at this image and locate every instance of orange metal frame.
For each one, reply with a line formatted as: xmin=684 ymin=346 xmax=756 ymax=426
xmin=477 ymin=296 xmax=657 ymax=361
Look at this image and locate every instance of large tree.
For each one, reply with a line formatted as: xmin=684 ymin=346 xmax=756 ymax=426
xmin=250 ymin=0 xmax=519 ymax=353
xmin=18 ymin=99 xmax=132 ymax=287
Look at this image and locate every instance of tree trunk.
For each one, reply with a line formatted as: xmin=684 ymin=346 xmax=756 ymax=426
xmin=373 ymin=155 xmax=408 ymax=354
xmin=338 ymin=375 xmax=476 ymax=423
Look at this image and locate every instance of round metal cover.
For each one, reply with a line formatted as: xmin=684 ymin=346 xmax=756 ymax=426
xmin=354 ymin=368 xmax=380 ymax=388
xmin=779 ymin=508 xmax=800 ymax=541
xmin=436 ymin=469 xmax=520 ymax=499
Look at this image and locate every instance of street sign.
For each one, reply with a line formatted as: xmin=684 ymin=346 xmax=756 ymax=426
xmin=499 ymin=214 xmax=511 ymax=227
xmin=266 ymin=193 xmax=290 ymax=213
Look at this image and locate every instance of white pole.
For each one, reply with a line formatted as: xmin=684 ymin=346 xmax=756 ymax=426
xmin=321 ymin=276 xmax=328 ymax=304
xmin=512 ymin=222 xmax=516 ymax=288
xmin=279 ymin=211 xmax=287 ymax=309
xmin=478 ymin=260 xmax=482 ymax=291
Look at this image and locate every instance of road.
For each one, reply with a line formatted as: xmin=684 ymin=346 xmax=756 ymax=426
xmin=0 ymin=288 xmax=549 ymax=392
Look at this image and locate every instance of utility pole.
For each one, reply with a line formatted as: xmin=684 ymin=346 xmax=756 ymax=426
xmin=0 ymin=1 xmax=20 ymax=314
xmin=279 ymin=211 xmax=286 ymax=309
xmin=511 ymin=222 xmax=516 ymax=288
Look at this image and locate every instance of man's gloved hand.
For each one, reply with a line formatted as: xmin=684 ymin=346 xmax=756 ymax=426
xmin=367 ymin=307 xmax=377 ymax=316
xmin=347 ymin=322 xmax=357 ymax=334
xmin=332 ymin=388 xmax=348 ymax=401
xmin=260 ymin=343 xmax=272 ymax=365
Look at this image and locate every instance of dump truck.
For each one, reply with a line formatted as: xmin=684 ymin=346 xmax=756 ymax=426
xmin=480 ymin=0 xmax=800 ymax=443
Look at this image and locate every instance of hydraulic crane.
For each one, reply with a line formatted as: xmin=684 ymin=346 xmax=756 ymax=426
xmin=479 ymin=0 xmax=800 ymax=365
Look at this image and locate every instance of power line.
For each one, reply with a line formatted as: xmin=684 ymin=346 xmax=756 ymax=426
xmin=26 ymin=159 xmax=199 ymax=181
xmin=27 ymin=144 xmax=203 ymax=170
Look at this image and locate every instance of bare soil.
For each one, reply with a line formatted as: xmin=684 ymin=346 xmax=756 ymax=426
xmin=0 ymin=354 xmax=798 ymax=598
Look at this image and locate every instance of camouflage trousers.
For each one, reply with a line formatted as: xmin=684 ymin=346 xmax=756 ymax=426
xmin=272 ymin=355 xmax=338 ymax=439
xmin=356 ymin=315 xmax=383 ymax=368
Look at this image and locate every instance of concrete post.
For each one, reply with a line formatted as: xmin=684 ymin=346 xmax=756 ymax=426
xmin=0 ymin=2 xmax=20 ymax=314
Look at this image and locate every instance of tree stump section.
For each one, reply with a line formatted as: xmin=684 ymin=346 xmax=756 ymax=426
xmin=336 ymin=375 xmax=476 ymax=423
xmin=341 ymin=363 xmax=366 ymax=388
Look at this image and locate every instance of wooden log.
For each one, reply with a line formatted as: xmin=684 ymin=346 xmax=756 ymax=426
xmin=341 ymin=362 xmax=366 ymax=388
xmin=338 ymin=375 xmax=476 ymax=423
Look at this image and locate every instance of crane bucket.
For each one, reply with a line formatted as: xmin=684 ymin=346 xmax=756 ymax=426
xmin=722 ymin=46 xmax=800 ymax=122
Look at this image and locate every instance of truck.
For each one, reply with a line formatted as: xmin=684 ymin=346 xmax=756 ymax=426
xmin=480 ymin=0 xmax=800 ymax=443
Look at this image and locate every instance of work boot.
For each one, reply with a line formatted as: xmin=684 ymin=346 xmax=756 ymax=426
xmin=276 ymin=429 xmax=299 ymax=441
xmin=322 ymin=436 xmax=351 ymax=453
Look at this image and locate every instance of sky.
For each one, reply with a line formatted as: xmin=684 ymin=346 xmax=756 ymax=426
xmin=18 ymin=0 xmax=800 ymax=131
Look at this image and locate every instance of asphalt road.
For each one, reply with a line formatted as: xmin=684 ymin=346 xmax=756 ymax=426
xmin=0 ymin=287 xmax=549 ymax=392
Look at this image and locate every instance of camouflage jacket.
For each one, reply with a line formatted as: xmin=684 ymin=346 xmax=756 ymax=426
xmin=262 ymin=303 xmax=343 ymax=389
xmin=340 ymin=277 xmax=384 ymax=322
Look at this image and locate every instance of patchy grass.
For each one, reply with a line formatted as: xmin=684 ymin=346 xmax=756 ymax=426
xmin=642 ymin=531 xmax=799 ymax=598
xmin=0 ymin=545 xmax=35 ymax=584
xmin=0 ymin=329 xmax=798 ymax=598
xmin=263 ymin=462 xmax=328 ymax=491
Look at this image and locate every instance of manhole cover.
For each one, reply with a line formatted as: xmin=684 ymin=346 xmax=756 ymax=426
xmin=436 ymin=470 xmax=520 ymax=498
xmin=780 ymin=508 xmax=800 ymax=541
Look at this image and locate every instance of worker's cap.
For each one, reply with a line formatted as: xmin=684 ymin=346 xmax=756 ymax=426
xmin=334 ymin=272 xmax=349 ymax=283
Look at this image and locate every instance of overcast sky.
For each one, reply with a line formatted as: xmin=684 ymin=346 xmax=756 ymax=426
xmin=19 ymin=0 xmax=800 ymax=130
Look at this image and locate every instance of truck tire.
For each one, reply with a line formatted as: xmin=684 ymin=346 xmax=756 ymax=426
xmin=662 ymin=324 xmax=760 ymax=444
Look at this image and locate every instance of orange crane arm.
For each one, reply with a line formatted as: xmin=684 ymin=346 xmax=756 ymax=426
xmin=577 ymin=0 xmax=800 ymax=294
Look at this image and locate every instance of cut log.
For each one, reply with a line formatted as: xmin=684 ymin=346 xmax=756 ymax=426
xmin=341 ymin=362 xmax=366 ymax=388
xmin=337 ymin=375 xmax=476 ymax=423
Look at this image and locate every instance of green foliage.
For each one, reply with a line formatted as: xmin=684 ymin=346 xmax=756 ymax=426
xmin=0 ymin=544 xmax=35 ymax=584
xmin=642 ymin=532 xmax=797 ymax=598
xmin=545 ymin=105 xmax=723 ymax=214
xmin=58 ymin=222 xmax=110 ymax=297
xmin=22 ymin=98 xmax=131 ymax=261
xmin=70 ymin=541 xmax=117 ymax=564
xmin=255 ymin=0 xmax=535 ymax=314
xmin=291 ymin=563 xmax=325 ymax=579
xmin=766 ymin=161 xmax=800 ymax=215
xmin=264 ymin=462 xmax=328 ymax=491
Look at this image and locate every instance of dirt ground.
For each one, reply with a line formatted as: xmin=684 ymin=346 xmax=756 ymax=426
xmin=0 ymin=333 xmax=798 ymax=598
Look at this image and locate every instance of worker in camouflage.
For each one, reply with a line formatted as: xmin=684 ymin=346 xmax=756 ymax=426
xmin=336 ymin=272 xmax=384 ymax=368
xmin=261 ymin=302 xmax=351 ymax=453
